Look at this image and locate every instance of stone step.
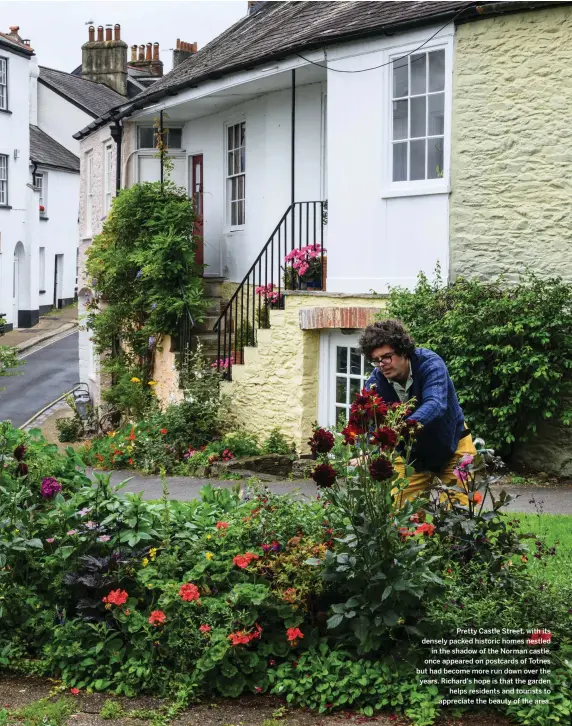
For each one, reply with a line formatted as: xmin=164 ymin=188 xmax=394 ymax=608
xmin=203 ymin=278 xmax=225 ymax=298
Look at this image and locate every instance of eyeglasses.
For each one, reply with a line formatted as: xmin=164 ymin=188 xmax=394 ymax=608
xmin=371 ymin=353 xmax=395 ymax=366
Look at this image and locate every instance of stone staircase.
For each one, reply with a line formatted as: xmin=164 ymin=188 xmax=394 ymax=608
xmin=189 ymin=276 xmax=228 ymax=363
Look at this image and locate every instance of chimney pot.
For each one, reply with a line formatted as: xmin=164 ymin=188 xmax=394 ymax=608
xmin=97 ymin=25 xmax=104 ymax=41
xmin=153 ymin=42 xmax=159 ymax=60
xmin=138 ymin=44 xmax=145 ymax=61
xmin=145 ymin=42 xmax=152 ymax=60
xmin=105 ymin=26 xmax=112 ymax=41
xmin=131 ymin=44 xmax=137 ymax=62
xmin=176 ymin=38 xmax=181 ymax=49
xmin=9 ymin=25 xmax=19 ymax=33
xmin=88 ymin=25 xmax=95 ymax=42
xmin=114 ymin=24 xmax=120 ymax=41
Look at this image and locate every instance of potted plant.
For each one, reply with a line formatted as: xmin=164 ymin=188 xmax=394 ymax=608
xmin=283 ymin=244 xmax=326 ymax=290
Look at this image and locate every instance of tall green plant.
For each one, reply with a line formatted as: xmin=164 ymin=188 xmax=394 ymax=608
xmin=0 ymin=344 xmax=21 ymax=396
xmin=85 ymin=181 xmax=207 ymax=411
xmin=387 ymin=269 xmax=572 ymax=455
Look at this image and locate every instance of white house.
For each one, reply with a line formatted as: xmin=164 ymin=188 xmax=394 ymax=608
xmin=0 ymin=26 xmax=79 ymax=331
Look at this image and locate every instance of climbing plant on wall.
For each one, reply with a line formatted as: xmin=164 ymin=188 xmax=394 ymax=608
xmin=85 ymin=181 xmax=206 ymax=415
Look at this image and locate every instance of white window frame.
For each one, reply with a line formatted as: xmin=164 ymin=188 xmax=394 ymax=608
xmin=226 ymin=120 xmax=245 ymax=229
xmin=39 ymin=246 xmax=46 ymax=292
xmin=382 ymin=35 xmax=453 ymax=199
xmin=104 ymin=143 xmax=113 ymax=214
xmin=35 ymin=172 xmax=47 ymax=216
xmin=318 ymin=330 xmax=372 ymax=428
xmin=137 ymin=126 xmax=183 ymax=150
xmin=0 ymin=57 xmax=7 ymax=111
xmin=0 ymin=154 xmax=7 ymax=206
xmin=85 ymin=152 xmax=94 ymax=235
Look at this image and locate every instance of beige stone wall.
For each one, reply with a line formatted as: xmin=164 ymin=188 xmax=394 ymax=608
xmin=450 ymin=6 xmax=572 ymax=281
xmin=222 ymin=292 xmax=387 ymax=454
xmin=153 ymin=335 xmax=184 ymax=409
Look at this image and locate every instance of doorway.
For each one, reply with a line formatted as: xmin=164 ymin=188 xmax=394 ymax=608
xmin=12 ymin=242 xmax=24 ymax=327
xmin=54 ymin=254 xmax=64 ymax=308
xmin=190 ymin=154 xmax=204 ymax=267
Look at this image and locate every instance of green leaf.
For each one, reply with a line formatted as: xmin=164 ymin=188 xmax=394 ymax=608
xmin=327 ymin=613 xmax=344 ymax=629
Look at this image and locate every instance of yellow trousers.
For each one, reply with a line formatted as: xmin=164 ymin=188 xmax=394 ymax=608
xmin=393 ymin=432 xmax=477 ymax=506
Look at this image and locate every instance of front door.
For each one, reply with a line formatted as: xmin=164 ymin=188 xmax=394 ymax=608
xmin=191 ymin=154 xmax=204 ymax=267
xmin=54 ymin=254 xmax=64 ymax=308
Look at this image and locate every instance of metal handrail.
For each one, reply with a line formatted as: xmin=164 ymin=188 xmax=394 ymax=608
xmin=213 ymin=201 xmax=326 ymax=380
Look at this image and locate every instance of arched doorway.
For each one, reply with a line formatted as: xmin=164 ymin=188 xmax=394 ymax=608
xmin=13 ymin=242 xmax=25 ymax=328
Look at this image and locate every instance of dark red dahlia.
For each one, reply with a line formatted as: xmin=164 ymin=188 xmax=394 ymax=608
xmin=15 ymin=462 xmax=29 ymax=477
xmin=308 ymin=428 xmax=335 ymax=455
xmin=311 ymin=463 xmax=337 ymax=488
xmin=368 ymin=456 xmax=394 ymax=482
xmin=371 ymin=426 xmax=398 ymax=451
xmin=13 ymin=445 xmax=27 ymax=461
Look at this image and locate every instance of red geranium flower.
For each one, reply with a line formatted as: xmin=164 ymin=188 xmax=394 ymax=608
xmin=398 ymin=527 xmax=414 ymax=540
xmin=160 ymin=428 xmax=168 ymax=435
xmin=312 ymin=463 xmax=337 ymax=488
xmin=148 ymin=610 xmax=166 ymax=626
xmin=308 ymin=427 xmax=335 ymax=455
xmin=199 ymin=624 xmax=211 ymax=633
xmin=370 ymin=426 xmax=398 ymax=451
xmin=369 ymin=456 xmax=394 ymax=482
xmin=473 ymin=491 xmax=483 ymax=504
xmin=233 ymin=552 xmax=259 ymax=569
xmin=216 ymin=521 xmax=229 ymax=530
xmin=102 ymin=589 xmax=128 ymax=606
xmin=179 ymin=582 xmax=200 ymax=602
xmin=70 ymin=688 xmax=80 ymax=695
xmin=228 ymin=623 xmax=262 ymax=646
xmin=415 ymin=523 xmax=436 ymax=537
xmin=286 ymin=627 xmax=304 ymax=646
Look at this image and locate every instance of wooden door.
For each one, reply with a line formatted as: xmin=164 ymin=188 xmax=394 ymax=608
xmin=191 ymin=154 xmax=204 ymax=267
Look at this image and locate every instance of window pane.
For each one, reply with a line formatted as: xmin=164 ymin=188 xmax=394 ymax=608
xmin=336 ymin=377 xmax=347 ymax=405
xmin=240 ymin=147 xmax=245 ymax=173
xmin=429 ymin=49 xmax=445 ymax=92
xmin=167 ymin=128 xmax=182 ymax=148
xmin=392 ymin=100 xmax=408 ymax=140
xmin=234 ymin=124 xmax=240 ymax=149
xmin=349 ymin=377 xmax=361 ymax=401
xmin=336 ymin=407 xmax=348 ymax=427
xmin=393 ymin=143 xmax=407 ymax=182
xmin=233 ymin=149 xmax=240 ymax=175
xmin=350 ymin=348 xmax=361 ymax=375
xmin=237 ymin=199 xmax=245 ymax=225
xmin=410 ymin=96 xmax=426 ymax=138
xmin=240 ymin=122 xmax=245 ymax=146
xmin=428 ymin=93 xmax=445 ymax=136
xmin=138 ymin=127 xmax=154 ymax=148
xmin=392 ymin=59 xmax=408 ymax=98
xmin=427 ymin=137 xmax=444 ymax=179
xmin=336 ymin=346 xmax=347 ymax=374
xmin=410 ymin=139 xmax=426 ymax=181
xmin=230 ymin=176 xmax=238 ymax=202
xmin=410 ymin=53 xmax=426 ymax=95
xmin=238 ymin=174 xmax=245 ymax=201
xmin=231 ymin=201 xmax=237 ymax=227
xmin=228 ymin=151 xmax=234 ymax=176
xmin=227 ymin=126 xmax=234 ymax=151
xmin=0 ymin=86 xmax=5 ymax=110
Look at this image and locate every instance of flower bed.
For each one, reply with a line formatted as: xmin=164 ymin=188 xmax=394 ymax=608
xmin=0 ymin=396 xmax=570 ymax=726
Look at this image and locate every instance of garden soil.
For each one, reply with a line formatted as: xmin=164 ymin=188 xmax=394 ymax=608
xmin=0 ymin=675 xmax=512 ymax=725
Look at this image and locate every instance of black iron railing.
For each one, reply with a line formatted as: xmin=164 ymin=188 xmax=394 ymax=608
xmin=213 ymin=201 xmax=326 ymax=380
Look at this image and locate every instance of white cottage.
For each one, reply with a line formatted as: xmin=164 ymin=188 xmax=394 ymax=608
xmin=72 ymin=1 xmax=470 ymax=449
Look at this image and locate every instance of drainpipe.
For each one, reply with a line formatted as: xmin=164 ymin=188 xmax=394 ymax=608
xmin=291 ymin=69 xmax=295 ymax=208
xmin=159 ymin=109 xmax=164 ymax=192
xmin=109 ymin=121 xmax=122 ymax=192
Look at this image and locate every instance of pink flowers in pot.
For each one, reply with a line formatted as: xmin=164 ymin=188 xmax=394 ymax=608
xmin=255 ymin=284 xmax=280 ymax=305
xmin=284 ymin=244 xmax=325 ymax=280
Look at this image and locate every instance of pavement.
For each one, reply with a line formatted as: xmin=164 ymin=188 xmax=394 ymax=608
xmin=0 ymin=330 xmax=79 ymax=427
xmin=0 ymin=302 xmax=78 ymax=351
xmin=93 ymin=468 xmax=572 ymax=514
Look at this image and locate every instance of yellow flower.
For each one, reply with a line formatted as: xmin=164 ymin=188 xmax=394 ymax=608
xmin=142 ymin=557 xmax=149 ymax=567
xmin=148 ymin=380 xmax=157 ymax=386
xmin=130 ymin=377 xmax=141 ymax=383
xmin=149 ymin=548 xmax=157 ymax=561
xmin=206 ymin=534 xmax=212 ymax=540
xmin=147 ymin=583 xmax=153 ymax=589
xmin=205 ymin=552 xmax=214 ymax=560
xmin=107 ymin=431 xmax=116 ymax=438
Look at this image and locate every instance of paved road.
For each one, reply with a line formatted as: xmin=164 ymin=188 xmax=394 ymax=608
xmin=0 ymin=331 xmax=79 ymax=427
xmin=92 ymin=469 xmax=572 ymax=514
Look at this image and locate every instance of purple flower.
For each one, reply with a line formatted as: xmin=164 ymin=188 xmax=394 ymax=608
xmin=97 ymin=535 xmax=111 ymax=543
xmin=262 ymin=544 xmax=272 ymax=554
xmin=85 ymin=521 xmax=97 ymax=530
xmin=46 ymin=537 xmax=55 ymax=544
xmin=148 ymin=335 xmax=156 ymax=349
xmin=41 ymin=477 xmax=62 ymax=498
xmin=77 ymin=507 xmax=91 ymax=517
xmin=91 ymin=278 xmax=98 ymax=287
xmin=271 ymin=541 xmax=281 ymax=552
xmin=135 ymin=270 xmax=143 ymax=279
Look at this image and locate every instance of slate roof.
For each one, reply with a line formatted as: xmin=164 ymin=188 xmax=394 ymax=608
xmin=29 ymin=125 xmax=80 ymax=173
xmin=39 ymin=66 xmax=125 ymax=118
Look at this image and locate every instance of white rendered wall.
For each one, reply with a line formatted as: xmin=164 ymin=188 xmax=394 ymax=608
xmin=37 ymin=82 xmax=92 ymax=156
xmin=326 ymin=27 xmax=453 ymax=293
xmin=0 ymin=48 xmax=31 ymax=327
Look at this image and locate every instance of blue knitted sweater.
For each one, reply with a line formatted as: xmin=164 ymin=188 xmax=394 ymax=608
xmin=365 ymin=347 xmax=466 ymax=473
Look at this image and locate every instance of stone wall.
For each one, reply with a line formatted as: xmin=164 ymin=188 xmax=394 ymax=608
xmin=450 ymin=5 xmax=572 ymax=282
xmin=222 ymin=292 xmax=386 ymax=454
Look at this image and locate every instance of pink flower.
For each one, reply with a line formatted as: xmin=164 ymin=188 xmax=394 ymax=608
xmin=199 ymin=624 xmax=211 ymax=633
xmin=66 ymin=529 xmax=78 ymax=536
xmin=46 ymin=537 xmax=55 ymax=544
xmin=97 ymin=535 xmax=111 ymax=542
xmin=70 ymin=687 xmax=80 ymax=695
xmin=216 ymin=521 xmax=229 ymax=530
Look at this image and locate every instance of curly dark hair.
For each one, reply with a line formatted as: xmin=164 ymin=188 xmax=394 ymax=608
xmin=358 ymin=319 xmax=416 ymax=360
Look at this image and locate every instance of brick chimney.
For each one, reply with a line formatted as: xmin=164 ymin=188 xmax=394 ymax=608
xmin=129 ymin=40 xmax=163 ymax=77
xmin=172 ymin=39 xmax=197 ymax=70
xmin=4 ymin=25 xmax=33 ymax=49
xmin=81 ymin=23 xmax=127 ymax=96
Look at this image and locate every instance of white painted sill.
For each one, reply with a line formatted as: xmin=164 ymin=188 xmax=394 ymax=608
xmin=381 ymin=184 xmax=450 ymax=199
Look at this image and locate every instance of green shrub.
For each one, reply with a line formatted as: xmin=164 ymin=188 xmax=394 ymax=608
xmin=386 ymin=269 xmax=572 ymax=455
xmin=99 ymin=700 xmax=124 ymax=720
xmin=221 ymin=431 xmax=261 ymax=457
xmin=262 ymin=428 xmax=294 ymax=455
xmin=55 ymin=416 xmax=84 ymax=443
